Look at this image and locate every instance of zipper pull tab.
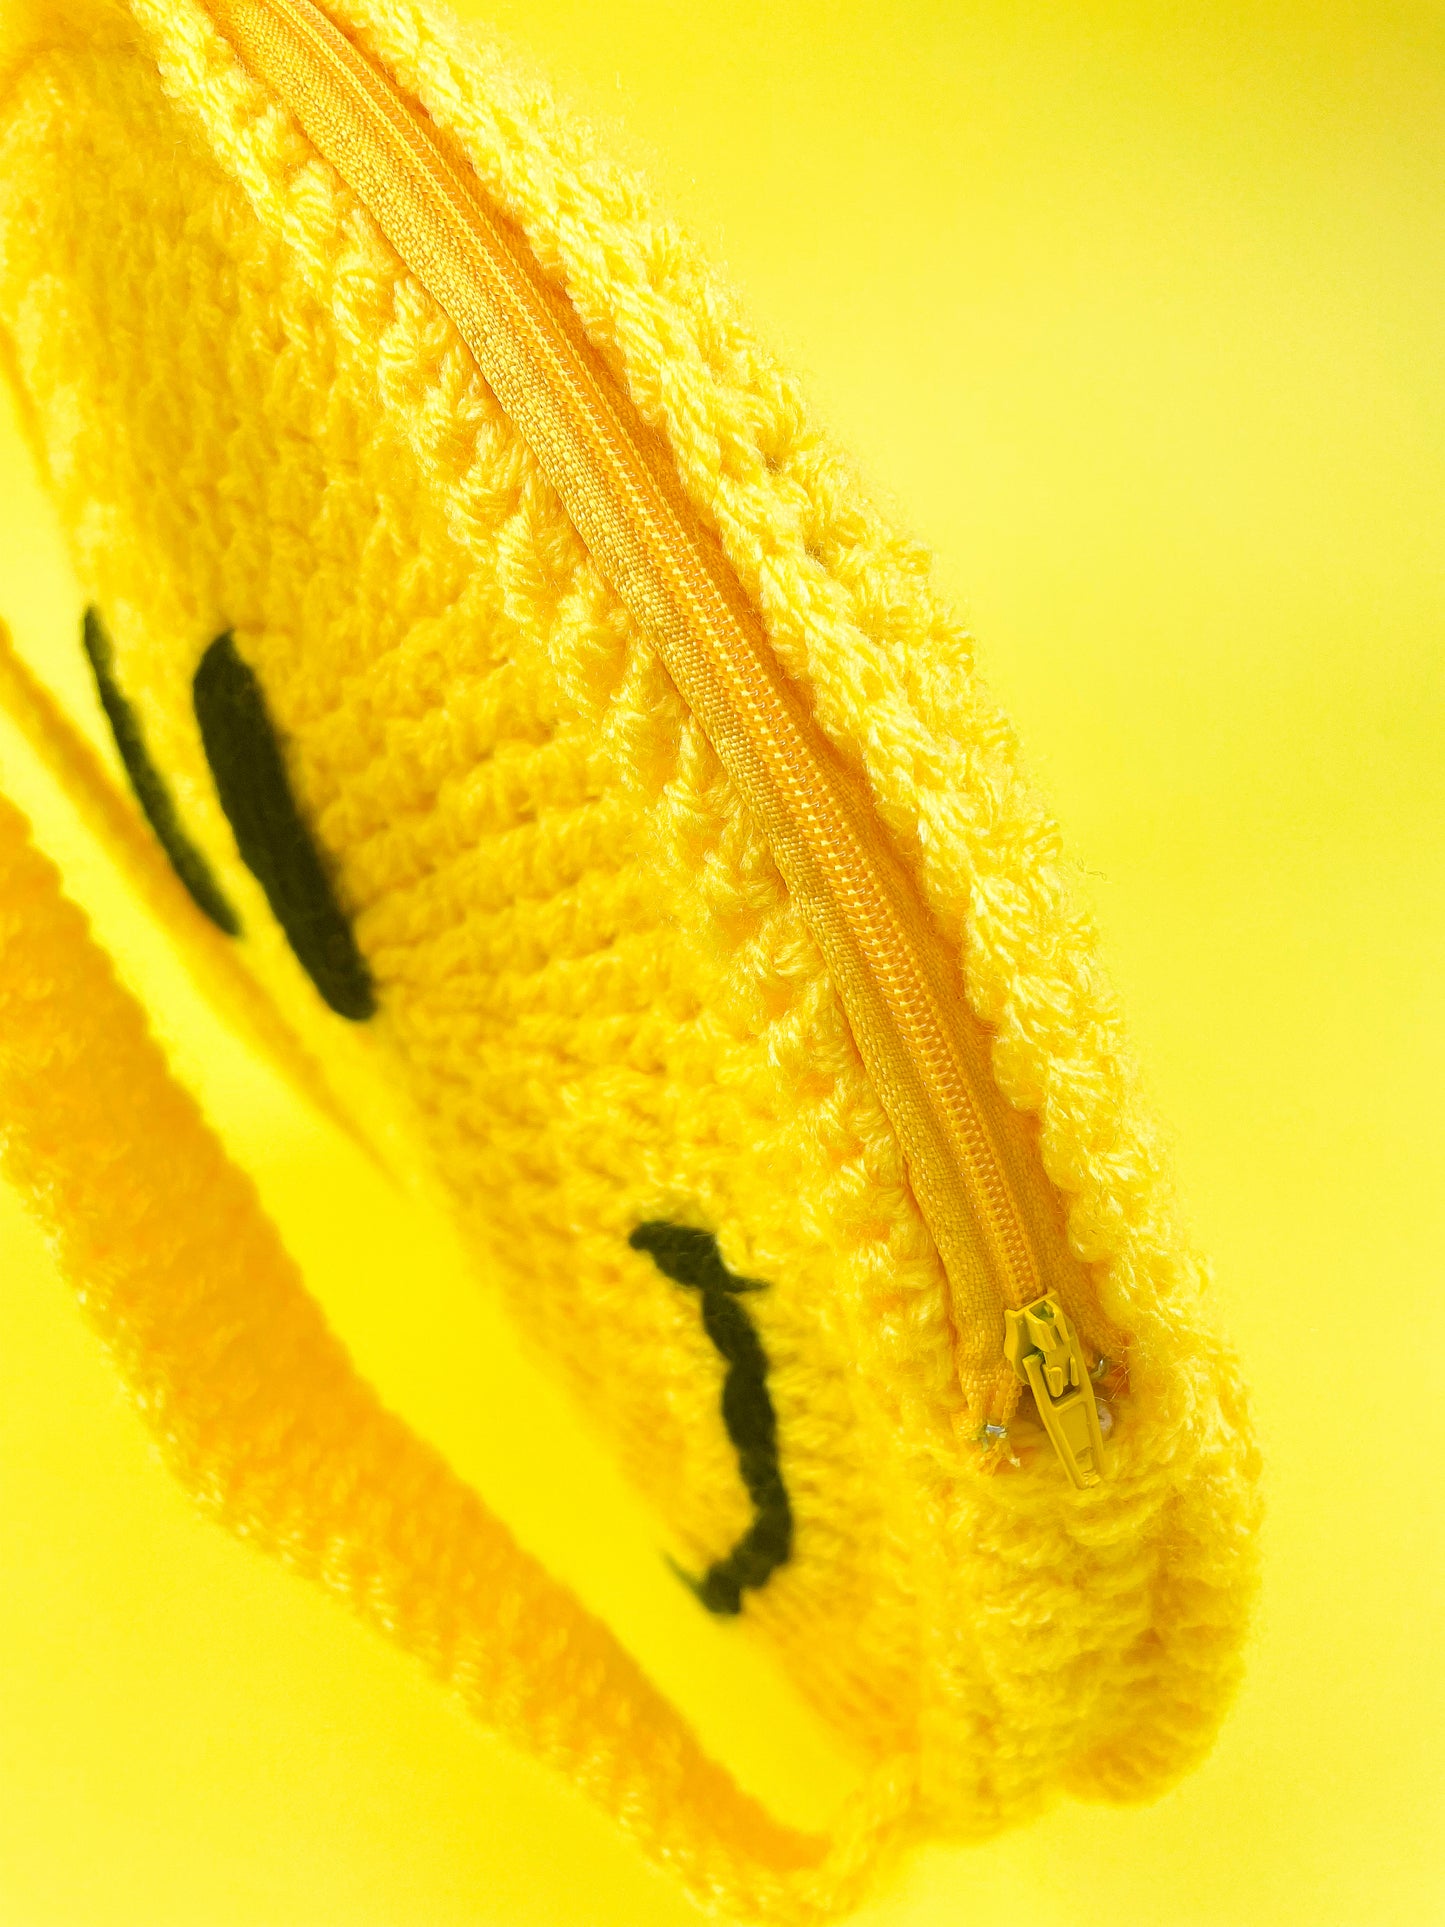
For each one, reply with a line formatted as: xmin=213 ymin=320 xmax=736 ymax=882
xmin=1004 ymin=1295 xmax=1108 ymax=1488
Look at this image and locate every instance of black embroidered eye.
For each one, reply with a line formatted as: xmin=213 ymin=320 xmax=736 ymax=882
xmin=193 ymin=632 xmax=374 ymax=1022
xmin=630 ymin=1223 xmax=792 ymax=1614
xmin=82 ymin=608 xmax=242 ymax=936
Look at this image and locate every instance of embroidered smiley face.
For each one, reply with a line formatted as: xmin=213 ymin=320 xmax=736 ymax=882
xmin=84 ymin=602 xmax=796 ymax=1617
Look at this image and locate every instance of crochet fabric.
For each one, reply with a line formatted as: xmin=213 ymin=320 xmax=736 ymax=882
xmin=0 ymin=0 xmax=1261 ymax=1915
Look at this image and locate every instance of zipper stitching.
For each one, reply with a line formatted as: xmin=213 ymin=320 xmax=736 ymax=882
xmin=205 ymin=0 xmax=1103 ymax=1429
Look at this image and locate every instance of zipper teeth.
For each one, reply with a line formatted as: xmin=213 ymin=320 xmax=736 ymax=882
xmin=213 ymin=0 xmax=1044 ymax=1323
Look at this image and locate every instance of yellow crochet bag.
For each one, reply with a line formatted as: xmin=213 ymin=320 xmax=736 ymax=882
xmin=0 ymin=0 xmax=1261 ymax=1916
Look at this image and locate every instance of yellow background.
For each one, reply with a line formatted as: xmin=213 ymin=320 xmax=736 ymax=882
xmin=3 ymin=0 xmax=1443 ymax=1920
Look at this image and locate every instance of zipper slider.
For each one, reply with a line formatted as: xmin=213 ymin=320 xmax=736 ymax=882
xmin=1004 ymin=1295 xmax=1108 ymax=1488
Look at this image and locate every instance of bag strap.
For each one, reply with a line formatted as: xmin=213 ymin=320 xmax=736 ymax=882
xmin=0 ymin=751 xmax=918 ymax=1920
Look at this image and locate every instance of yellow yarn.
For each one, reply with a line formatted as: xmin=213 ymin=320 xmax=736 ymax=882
xmin=0 ymin=0 xmax=1261 ymax=1915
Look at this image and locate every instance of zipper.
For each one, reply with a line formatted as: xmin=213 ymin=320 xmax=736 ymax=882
xmin=203 ymin=0 xmax=1117 ymax=1482
xmin=1004 ymin=1296 xmax=1107 ymax=1489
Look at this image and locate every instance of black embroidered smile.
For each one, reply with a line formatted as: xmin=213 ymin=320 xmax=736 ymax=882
xmin=630 ymin=1222 xmax=792 ymax=1615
